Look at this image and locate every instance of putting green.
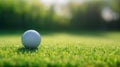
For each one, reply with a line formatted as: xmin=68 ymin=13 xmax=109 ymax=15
xmin=0 ymin=31 xmax=120 ymax=67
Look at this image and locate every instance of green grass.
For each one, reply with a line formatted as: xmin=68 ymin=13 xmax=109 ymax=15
xmin=0 ymin=31 xmax=120 ymax=67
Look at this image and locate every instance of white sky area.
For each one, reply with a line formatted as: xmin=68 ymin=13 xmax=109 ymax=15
xmin=39 ymin=0 xmax=119 ymax=21
xmin=39 ymin=0 xmax=110 ymax=5
xmin=40 ymin=0 xmax=88 ymax=5
xmin=39 ymin=0 xmax=89 ymax=17
xmin=102 ymin=7 xmax=119 ymax=22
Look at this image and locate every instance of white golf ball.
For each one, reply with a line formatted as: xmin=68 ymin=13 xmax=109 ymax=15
xmin=22 ymin=30 xmax=41 ymax=49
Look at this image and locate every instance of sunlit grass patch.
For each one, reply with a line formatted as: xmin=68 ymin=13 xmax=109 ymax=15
xmin=0 ymin=31 xmax=120 ymax=67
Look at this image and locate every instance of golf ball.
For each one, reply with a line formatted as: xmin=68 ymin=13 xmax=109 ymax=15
xmin=22 ymin=30 xmax=41 ymax=49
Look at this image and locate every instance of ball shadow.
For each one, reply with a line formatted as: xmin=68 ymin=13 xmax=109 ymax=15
xmin=17 ymin=47 xmax=38 ymax=54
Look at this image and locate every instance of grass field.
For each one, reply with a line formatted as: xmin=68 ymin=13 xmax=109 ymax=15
xmin=0 ymin=31 xmax=120 ymax=67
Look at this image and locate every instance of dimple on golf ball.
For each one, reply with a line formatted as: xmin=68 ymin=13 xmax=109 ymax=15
xmin=22 ymin=30 xmax=41 ymax=49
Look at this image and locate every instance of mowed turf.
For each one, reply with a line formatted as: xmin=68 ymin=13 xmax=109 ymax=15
xmin=0 ymin=31 xmax=120 ymax=67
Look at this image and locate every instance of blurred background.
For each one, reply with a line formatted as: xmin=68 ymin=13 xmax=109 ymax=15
xmin=0 ymin=0 xmax=120 ymax=31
